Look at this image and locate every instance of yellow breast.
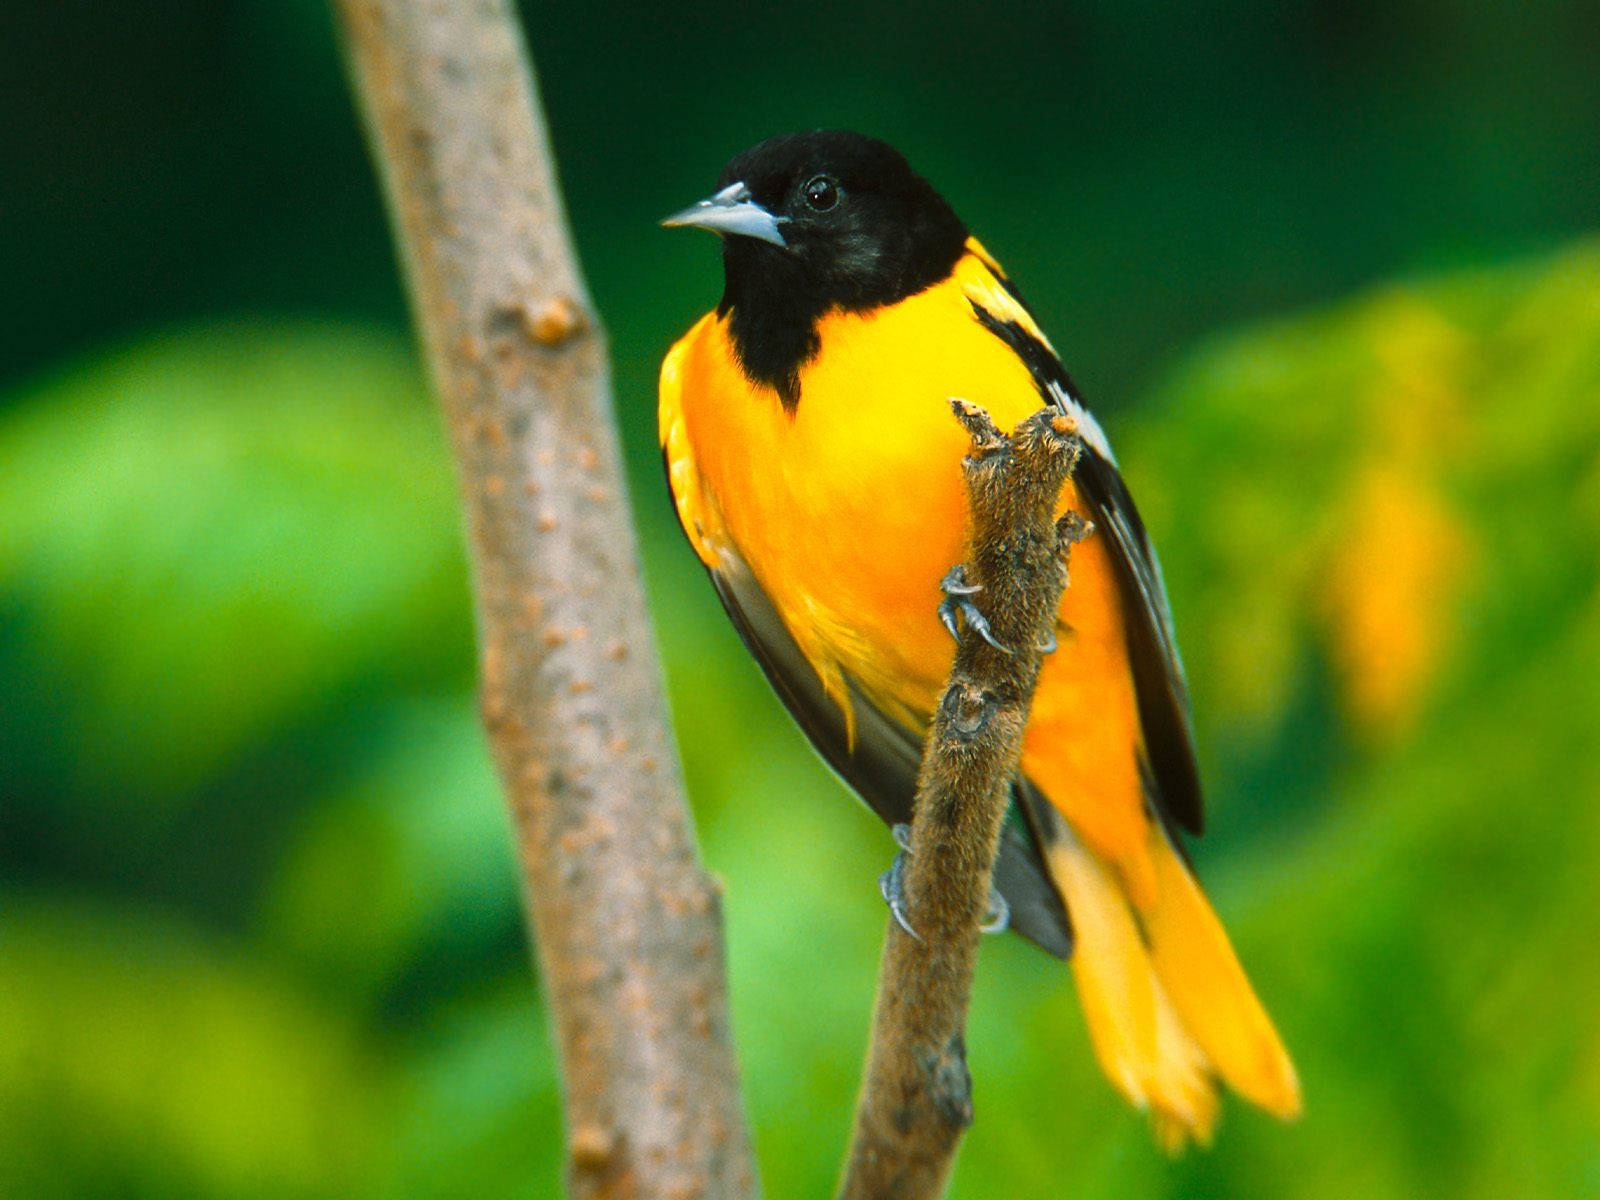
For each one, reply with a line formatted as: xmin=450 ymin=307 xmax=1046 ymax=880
xmin=662 ymin=246 xmax=1106 ymax=737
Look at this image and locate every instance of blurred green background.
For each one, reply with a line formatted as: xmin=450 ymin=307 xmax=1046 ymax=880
xmin=3 ymin=1 xmax=1598 ymax=1196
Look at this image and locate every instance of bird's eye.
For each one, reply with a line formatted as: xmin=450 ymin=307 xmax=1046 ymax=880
xmin=803 ymin=175 xmax=840 ymax=212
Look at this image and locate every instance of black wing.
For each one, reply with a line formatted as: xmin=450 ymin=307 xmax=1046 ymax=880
xmin=705 ymin=551 xmax=1074 ymax=959
xmin=970 ymin=300 xmax=1205 ymax=835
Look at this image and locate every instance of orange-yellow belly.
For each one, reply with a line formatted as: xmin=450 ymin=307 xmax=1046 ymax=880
xmin=665 ymin=260 xmax=1152 ymax=881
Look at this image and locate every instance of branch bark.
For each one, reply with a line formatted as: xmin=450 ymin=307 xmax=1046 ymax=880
xmin=838 ymin=404 xmax=1086 ymax=1200
xmin=333 ymin=4 xmax=758 ymax=1197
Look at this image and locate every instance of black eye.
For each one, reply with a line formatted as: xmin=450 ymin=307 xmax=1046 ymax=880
xmin=803 ymin=175 xmax=839 ymax=212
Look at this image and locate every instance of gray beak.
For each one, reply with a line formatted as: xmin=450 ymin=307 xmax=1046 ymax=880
xmin=661 ymin=182 xmax=787 ymax=247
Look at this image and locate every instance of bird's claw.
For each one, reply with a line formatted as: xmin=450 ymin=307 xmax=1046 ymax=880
xmin=939 ymin=566 xmax=983 ymax=597
xmin=938 ymin=604 xmax=959 ymax=642
xmin=879 ymin=824 xmax=922 ymax=941
xmin=1036 ymin=627 xmax=1058 ymax=654
xmin=980 ymin=885 xmax=1010 ymax=934
xmin=879 ymin=823 xmax=1010 ymax=938
xmin=938 ymin=566 xmax=1011 ymax=654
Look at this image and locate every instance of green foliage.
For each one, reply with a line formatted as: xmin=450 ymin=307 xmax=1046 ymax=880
xmin=0 ymin=899 xmax=384 ymax=1199
xmin=3 ymin=245 xmax=1597 ymax=1197
xmin=0 ymin=324 xmax=470 ymax=808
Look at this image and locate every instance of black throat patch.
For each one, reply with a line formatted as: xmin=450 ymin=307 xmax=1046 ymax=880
xmin=718 ymin=246 xmax=825 ymax=412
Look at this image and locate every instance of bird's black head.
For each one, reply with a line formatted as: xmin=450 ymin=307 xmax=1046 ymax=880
xmin=709 ymin=131 xmax=969 ymax=312
xmin=663 ymin=131 xmax=968 ymax=409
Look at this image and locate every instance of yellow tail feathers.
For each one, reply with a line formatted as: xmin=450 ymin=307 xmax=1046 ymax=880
xmin=1143 ymin=830 xmax=1302 ymax=1121
xmin=1045 ymin=824 xmax=1300 ymax=1151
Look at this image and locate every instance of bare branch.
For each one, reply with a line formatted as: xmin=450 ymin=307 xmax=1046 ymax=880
xmin=333 ymin=3 xmax=759 ymax=1197
xmin=838 ymin=404 xmax=1085 ymax=1200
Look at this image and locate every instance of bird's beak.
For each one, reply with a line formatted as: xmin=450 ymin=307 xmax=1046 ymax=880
xmin=660 ymin=182 xmax=787 ymax=247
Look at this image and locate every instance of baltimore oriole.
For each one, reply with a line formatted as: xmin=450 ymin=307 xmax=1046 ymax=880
xmin=659 ymin=130 xmax=1299 ymax=1148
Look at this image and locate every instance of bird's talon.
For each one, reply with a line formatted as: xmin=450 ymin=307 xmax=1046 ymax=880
xmin=878 ymin=849 xmax=922 ymax=941
xmin=1037 ymin=628 xmax=1058 ymax=654
xmin=939 ymin=565 xmax=983 ymax=597
xmin=963 ymin=603 xmax=1012 ymax=654
xmin=890 ymin=822 xmax=913 ymax=852
xmin=938 ymin=603 xmax=961 ymax=642
xmin=890 ymin=898 xmax=921 ymax=941
xmin=980 ymin=886 xmax=1010 ymax=934
xmin=938 ymin=565 xmax=1011 ymax=653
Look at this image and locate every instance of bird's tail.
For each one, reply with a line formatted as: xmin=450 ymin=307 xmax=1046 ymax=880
xmin=1043 ymin=819 xmax=1301 ymax=1151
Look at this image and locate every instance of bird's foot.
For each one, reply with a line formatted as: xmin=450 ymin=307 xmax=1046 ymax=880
xmin=937 ymin=565 xmax=1010 ymax=654
xmin=878 ymin=823 xmax=921 ymax=940
xmin=878 ymin=822 xmax=1011 ymax=937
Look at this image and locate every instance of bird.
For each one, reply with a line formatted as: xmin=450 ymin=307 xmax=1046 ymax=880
xmin=658 ymin=130 xmax=1300 ymax=1149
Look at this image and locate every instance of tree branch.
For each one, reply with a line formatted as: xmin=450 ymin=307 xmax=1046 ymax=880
xmin=333 ymin=3 xmax=758 ymax=1197
xmin=838 ymin=404 xmax=1086 ymax=1200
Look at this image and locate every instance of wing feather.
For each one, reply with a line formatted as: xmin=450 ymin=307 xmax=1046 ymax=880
xmin=704 ymin=552 xmax=1075 ymax=958
xmin=964 ymin=251 xmax=1205 ymax=834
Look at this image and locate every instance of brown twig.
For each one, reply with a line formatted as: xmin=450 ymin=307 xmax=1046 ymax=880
xmin=333 ymin=3 xmax=759 ymax=1197
xmin=837 ymin=404 xmax=1086 ymax=1200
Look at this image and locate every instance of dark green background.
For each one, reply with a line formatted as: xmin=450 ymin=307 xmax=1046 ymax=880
xmin=4 ymin=1 xmax=1598 ymax=1196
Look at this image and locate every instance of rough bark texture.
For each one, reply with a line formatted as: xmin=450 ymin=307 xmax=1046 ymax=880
xmin=333 ymin=3 xmax=759 ymax=1197
xmin=838 ymin=404 xmax=1086 ymax=1200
